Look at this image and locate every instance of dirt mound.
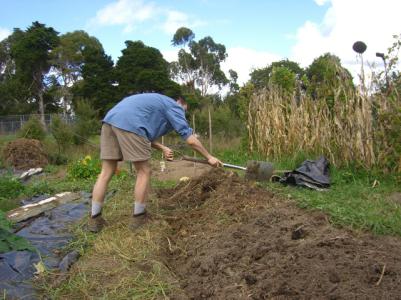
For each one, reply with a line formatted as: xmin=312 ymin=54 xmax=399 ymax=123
xmin=3 ymin=138 xmax=48 ymax=170
xmin=158 ymin=169 xmax=401 ymax=299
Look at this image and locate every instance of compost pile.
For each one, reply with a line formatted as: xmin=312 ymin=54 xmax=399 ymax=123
xmin=2 ymin=138 xmax=48 ymax=170
xmin=158 ymin=169 xmax=401 ymax=299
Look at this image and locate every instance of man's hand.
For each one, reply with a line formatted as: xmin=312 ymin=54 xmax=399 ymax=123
xmin=163 ymin=147 xmax=174 ymax=161
xmin=207 ymin=156 xmax=223 ymax=167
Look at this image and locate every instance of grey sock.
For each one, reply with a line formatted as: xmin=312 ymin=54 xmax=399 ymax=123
xmin=134 ymin=202 xmax=146 ymax=215
xmin=91 ymin=201 xmax=103 ymax=217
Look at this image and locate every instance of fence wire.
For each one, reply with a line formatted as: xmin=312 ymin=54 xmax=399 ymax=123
xmin=0 ymin=114 xmax=74 ymax=135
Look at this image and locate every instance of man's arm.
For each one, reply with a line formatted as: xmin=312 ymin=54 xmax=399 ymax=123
xmin=151 ymin=141 xmax=174 ymax=160
xmin=185 ymin=135 xmax=222 ymax=167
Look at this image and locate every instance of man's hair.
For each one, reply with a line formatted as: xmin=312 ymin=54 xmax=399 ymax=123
xmin=176 ymin=96 xmax=189 ymax=110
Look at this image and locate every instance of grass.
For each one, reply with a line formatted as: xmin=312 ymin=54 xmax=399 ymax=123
xmin=268 ymin=166 xmax=401 ymax=236
xmin=37 ymin=173 xmax=178 ymax=299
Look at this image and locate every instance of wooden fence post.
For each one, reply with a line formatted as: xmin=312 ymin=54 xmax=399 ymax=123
xmin=208 ymin=106 xmax=213 ymax=153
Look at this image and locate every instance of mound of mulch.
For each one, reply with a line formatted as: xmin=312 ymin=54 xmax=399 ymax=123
xmin=2 ymin=138 xmax=48 ymax=170
xmin=157 ymin=169 xmax=401 ymax=299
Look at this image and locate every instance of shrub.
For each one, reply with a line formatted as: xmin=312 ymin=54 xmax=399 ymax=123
xmin=17 ymin=115 xmax=46 ymax=141
xmin=67 ymin=155 xmax=101 ymax=180
xmin=50 ymin=115 xmax=73 ymax=154
xmin=73 ymin=100 xmax=100 ymax=145
xmin=376 ymin=102 xmax=401 ymax=173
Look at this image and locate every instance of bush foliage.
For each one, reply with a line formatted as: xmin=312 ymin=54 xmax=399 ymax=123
xmin=50 ymin=115 xmax=74 ymax=153
xmin=17 ymin=115 xmax=46 ymax=141
xmin=67 ymin=155 xmax=101 ymax=180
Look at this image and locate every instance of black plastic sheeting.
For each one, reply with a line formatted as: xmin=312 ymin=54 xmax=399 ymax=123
xmin=0 ymin=192 xmax=91 ymax=299
xmin=279 ymin=156 xmax=330 ymax=190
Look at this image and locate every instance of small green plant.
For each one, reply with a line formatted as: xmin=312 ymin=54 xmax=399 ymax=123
xmin=17 ymin=115 xmax=46 ymax=141
xmin=0 ymin=211 xmax=35 ymax=253
xmin=67 ymin=155 xmax=101 ymax=180
xmin=0 ymin=175 xmax=26 ymax=200
xmin=27 ymin=181 xmax=55 ymax=197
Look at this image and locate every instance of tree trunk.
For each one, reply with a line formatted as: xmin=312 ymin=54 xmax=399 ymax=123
xmin=38 ymin=89 xmax=46 ymax=129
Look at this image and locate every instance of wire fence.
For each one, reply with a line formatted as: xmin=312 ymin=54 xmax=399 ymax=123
xmin=0 ymin=114 xmax=74 ymax=135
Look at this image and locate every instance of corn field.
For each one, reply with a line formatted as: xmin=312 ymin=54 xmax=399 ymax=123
xmin=248 ymin=86 xmax=401 ymax=172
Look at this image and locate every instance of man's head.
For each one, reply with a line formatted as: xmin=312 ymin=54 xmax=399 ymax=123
xmin=176 ymin=96 xmax=188 ymax=111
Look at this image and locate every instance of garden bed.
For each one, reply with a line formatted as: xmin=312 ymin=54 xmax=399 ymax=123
xmin=158 ymin=168 xmax=401 ymax=299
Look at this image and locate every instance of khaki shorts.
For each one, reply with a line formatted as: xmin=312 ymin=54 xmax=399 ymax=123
xmin=100 ymin=123 xmax=151 ymax=162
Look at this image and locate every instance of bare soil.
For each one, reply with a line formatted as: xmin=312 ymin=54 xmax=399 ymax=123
xmin=156 ymin=168 xmax=401 ymax=299
xmin=2 ymin=138 xmax=48 ymax=170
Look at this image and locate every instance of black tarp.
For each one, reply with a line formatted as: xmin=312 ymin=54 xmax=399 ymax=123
xmin=279 ymin=156 xmax=330 ymax=190
xmin=0 ymin=192 xmax=91 ymax=299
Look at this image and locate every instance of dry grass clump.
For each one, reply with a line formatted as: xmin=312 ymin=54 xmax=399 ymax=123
xmin=248 ymin=86 xmax=400 ymax=171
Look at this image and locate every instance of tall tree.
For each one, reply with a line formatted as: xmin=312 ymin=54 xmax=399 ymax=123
xmin=51 ymin=30 xmax=103 ymax=114
xmin=171 ymin=27 xmax=228 ymax=96
xmin=115 ymin=40 xmax=180 ymax=100
xmin=72 ymin=46 xmax=116 ymax=117
xmin=0 ymin=29 xmax=33 ymax=115
xmin=11 ymin=21 xmax=59 ymax=124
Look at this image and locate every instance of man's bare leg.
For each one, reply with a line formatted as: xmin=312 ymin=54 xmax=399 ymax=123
xmin=133 ymin=160 xmax=151 ymax=213
xmin=130 ymin=160 xmax=151 ymax=229
xmin=91 ymin=159 xmax=117 ymax=216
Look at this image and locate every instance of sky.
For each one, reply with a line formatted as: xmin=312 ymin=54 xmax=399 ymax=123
xmin=1 ymin=0 xmax=401 ymax=85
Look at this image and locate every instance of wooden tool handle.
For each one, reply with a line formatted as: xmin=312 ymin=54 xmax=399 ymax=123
xmin=182 ymin=155 xmax=209 ymax=164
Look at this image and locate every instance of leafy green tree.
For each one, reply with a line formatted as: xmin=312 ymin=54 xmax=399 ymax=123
xmin=115 ymin=40 xmax=180 ymax=100
xmin=171 ymin=27 xmax=228 ymax=96
xmin=270 ymin=66 xmax=297 ymax=93
xmin=0 ymin=77 xmax=33 ymax=115
xmin=0 ymin=29 xmax=33 ymax=115
xmin=228 ymin=69 xmax=240 ymax=95
xmin=11 ymin=22 xmax=60 ymax=124
xmin=225 ymin=82 xmax=255 ymax=120
xmin=250 ymin=59 xmax=304 ymax=93
xmin=72 ymin=46 xmax=116 ymax=117
xmin=306 ymin=53 xmax=354 ymax=105
xmin=51 ymin=30 xmax=103 ymax=115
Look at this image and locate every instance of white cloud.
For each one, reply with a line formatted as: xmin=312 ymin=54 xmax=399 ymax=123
xmin=161 ymin=49 xmax=179 ymax=62
xmin=0 ymin=27 xmax=11 ymax=41
xmin=89 ymin=0 xmax=204 ymax=35
xmin=162 ymin=47 xmax=280 ymax=86
xmin=314 ymin=0 xmax=330 ymax=5
xmin=89 ymin=0 xmax=158 ymax=33
xmin=162 ymin=11 xmax=189 ymax=34
xmin=162 ymin=10 xmax=206 ymax=35
xmin=291 ymin=0 xmax=401 ymax=81
xmin=222 ymin=47 xmax=281 ymax=85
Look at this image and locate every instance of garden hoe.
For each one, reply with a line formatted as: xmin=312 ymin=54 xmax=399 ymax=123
xmin=182 ymin=155 xmax=275 ymax=181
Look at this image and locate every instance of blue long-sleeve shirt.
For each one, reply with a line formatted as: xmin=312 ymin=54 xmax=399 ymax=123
xmin=103 ymin=93 xmax=193 ymax=142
